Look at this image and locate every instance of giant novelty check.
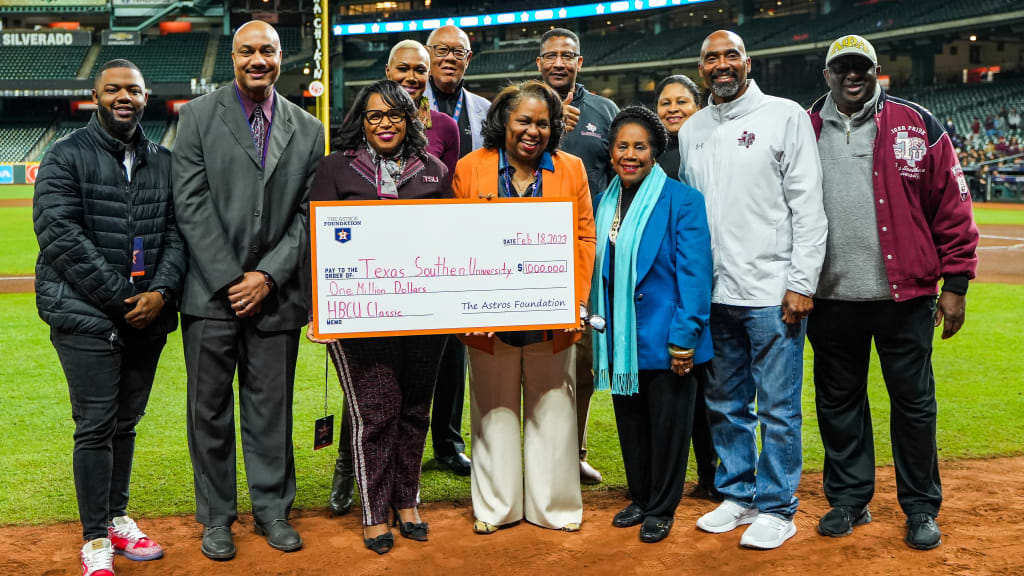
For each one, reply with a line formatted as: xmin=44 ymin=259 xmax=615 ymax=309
xmin=310 ymin=198 xmax=579 ymax=339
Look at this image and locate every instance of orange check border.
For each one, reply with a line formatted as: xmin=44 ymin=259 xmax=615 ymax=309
xmin=311 ymin=197 xmax=580 ymax=339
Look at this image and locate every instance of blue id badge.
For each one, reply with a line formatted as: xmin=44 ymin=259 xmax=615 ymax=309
xmin=131 ymin=237 xmax=144 ymax=277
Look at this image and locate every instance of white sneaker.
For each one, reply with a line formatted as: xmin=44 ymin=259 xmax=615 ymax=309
xmin=80 ymin=538 xmax=115 ymax=576
xmin=696 ymin=500 xmax=759 ymax=533
xmin=739 ymin=513 xmax=797 ymax=549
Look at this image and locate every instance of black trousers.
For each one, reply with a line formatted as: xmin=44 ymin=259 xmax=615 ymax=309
xmin=431 ymin=335 xmax=467 ymax=457
xmin=335 ymin=335 xmax=464 ymax=475
xmin=182 ymin=315 xmax=300 ymax=527
xmin=807 ymin=297 xmax=941 ymax=516
xmin=51 ymin=328 xmax=165 ymax=541
xmin=613 ymin=369 xmax=696 ymax=519
xmin=690 ymin=362 xmax=718 ymax=484
xmin=328 ymin=335 xmax=446 ymax=526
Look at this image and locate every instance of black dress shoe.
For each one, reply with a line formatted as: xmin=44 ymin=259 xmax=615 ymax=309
xmin=328 ymin=466 xmax=355 ymax=517
xmin=201 ymin=525 xmax=235 ymax=561
xmin=392 ymin=506 xmax=429 ymax=541
xmin=254 ymin=519 xmax=303 ymax=552
xmin=906 ymin=513 xmax=942 ymax=550
xmin=612 ymin=504 xmax=644 ymax=528
xmin=437 ymin=452 xmax=472 ymax=476
xmin=364 ymin=531 xmax=394 ymax=554
xmin=640 ymin=516 xmax=674 ymax=543
xmin=818 ymin=505 xmax=871 ymax=537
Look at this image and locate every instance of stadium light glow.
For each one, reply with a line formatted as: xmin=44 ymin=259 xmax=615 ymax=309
xmin=333 ymin=0 xmax=715 ymax=36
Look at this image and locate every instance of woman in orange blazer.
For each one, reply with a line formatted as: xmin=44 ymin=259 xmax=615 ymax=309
xmin=452 ymin=80 xmax=596 ymax=534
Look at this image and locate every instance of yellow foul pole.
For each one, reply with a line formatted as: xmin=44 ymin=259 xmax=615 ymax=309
xmin=313 ymin=0 xmax=330 ymax=155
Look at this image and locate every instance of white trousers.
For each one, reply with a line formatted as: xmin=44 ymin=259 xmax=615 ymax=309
xmin=468 ymin=339 xmax=583 ymax=529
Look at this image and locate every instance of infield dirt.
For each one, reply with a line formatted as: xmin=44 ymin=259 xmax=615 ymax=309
xmin=2 ymin=457 xmax=1023 ymax=575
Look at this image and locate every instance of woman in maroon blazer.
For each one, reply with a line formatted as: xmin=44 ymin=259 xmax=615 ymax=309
xmin=385 ymin=39 xmax=460 ymax=176
xmin=307 ymin=79 xmax=450 ymax=555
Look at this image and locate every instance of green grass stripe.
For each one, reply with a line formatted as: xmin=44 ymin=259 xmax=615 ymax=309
xmin=972 ymin=205 xmax=1024 ymax=226
xmin=0 ymin=207 xmax=37 ymax=275
xmin=0 ymin=184 xmax=33 ymax=200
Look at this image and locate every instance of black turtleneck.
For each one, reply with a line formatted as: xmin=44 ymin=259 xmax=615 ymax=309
xmin=430 ymin=77 xmax=474 ymax=158
xmin=658 ymin=133 xmax=681 ymax=180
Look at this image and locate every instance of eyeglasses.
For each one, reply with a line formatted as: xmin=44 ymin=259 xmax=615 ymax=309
xmin=827 ymin=59 xmax=874 ymax=75
xmin=363 ymin=109 xmax=406 ymax=125
xmin=425 ymin=44 xmax=470 ymax=60
xmin=539 ymin=51 xmax=580 ymax=62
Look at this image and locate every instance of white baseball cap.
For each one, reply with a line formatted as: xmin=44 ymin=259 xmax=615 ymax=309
xmin=826 ymin=34 xmax=877 ymax=66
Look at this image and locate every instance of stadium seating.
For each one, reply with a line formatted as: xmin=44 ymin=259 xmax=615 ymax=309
xmin=915 ymin=0 xmax=1023 ymax=26
xmin=212 ymin=41 xmax=234 ymax=83
xmin=468 ymin=48 xmax=537 ymax=74
xmin=0 ymin=45 xmax=89 ymax=80
xmin=91 ymin=32 xmax=208 ymax=83
xmin=600 ymin=26 xmax=704 ymax=67
xmin=902 ymin=80 xmax=1024 ymax=139
xmin=34 ymin=120 xmax=170 ymax=161
xmin=0 ymin=123 xmax=46 ymax=162
xmin=343 ymin=52 xmax=389 ymax=82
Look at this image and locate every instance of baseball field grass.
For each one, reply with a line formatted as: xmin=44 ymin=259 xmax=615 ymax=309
xmin=0 ymin=184 xmax=32 ymax=200
xmin=1 ymin=187 xmax=1022 ymax=526
xmin=0 ymin=207 xmax=36 ymax=275
xmin=972 ymin=204 xmax=1024 ymax=226
xmin=1 ymin=280 xmax=1022 ymax=526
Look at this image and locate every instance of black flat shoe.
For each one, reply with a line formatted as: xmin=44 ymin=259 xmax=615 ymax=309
xmin=364 ymin=531 xmax=394 ymax=554
xmin=818 ymin=505 xmax=871 ymax=537
xmin=392 ymin=506 xmax=429 ymax=541
xmin=254 ymin=518 xmax=303 ymax=552
xmin=436 ymin=452 xmax=472 ymax=476
xmin=201 ymin=525 xmax=235 ymax=561
xmin=640 ymin=516 xmax=674 ymax=543
xmin=612 ymin=504 xmax=644 ymax=528
xmin=906 ymin=513 xmax=942 ymax=550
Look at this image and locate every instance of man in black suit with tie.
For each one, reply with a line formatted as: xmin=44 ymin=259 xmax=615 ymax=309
xmin=172 ymin=20 xmax=324 ymax=560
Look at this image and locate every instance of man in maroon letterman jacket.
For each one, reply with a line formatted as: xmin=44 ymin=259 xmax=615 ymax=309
xmin=807 ymin=35 xmax=978 ymax=551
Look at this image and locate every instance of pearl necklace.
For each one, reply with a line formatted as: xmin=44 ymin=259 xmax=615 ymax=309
xmin=609 ymin=191 xmax=623 ymax=246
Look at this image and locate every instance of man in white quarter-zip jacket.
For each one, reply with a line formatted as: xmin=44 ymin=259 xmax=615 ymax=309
xmin=677 ymin=30 xmax=827 ymax=551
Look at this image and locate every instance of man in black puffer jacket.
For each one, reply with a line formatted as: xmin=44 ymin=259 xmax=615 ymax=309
xmin=34 ymin=59 xmax=185 ymax=576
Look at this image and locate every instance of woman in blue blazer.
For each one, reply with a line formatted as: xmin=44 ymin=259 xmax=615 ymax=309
xmin=590 ymin=106 xmax=712 ymax=544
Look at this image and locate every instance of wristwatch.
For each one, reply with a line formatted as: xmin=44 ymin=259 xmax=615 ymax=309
xmin=153 ymin=287 xmax=172 ymax=304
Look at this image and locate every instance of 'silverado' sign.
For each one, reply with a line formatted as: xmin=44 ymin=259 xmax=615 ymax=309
xmin=0 ymin=31 xmax=91 ymax=47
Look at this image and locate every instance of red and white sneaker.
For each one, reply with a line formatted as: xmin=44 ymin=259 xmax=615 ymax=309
xmin=80 ymin=538 xmax=115 ymax=576
xmin=107 ymin=516 xmax=164 ymax=561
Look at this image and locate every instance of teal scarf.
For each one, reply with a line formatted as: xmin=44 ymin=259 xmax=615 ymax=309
xmin=590 ymin=164 xmax=667 ymax=396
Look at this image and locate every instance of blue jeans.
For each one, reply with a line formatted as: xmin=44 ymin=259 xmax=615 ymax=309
xmin=706 ymin=304 xmax=805 ymax=519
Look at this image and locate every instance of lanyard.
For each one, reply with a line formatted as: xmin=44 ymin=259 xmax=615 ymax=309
xmin=499 ymin=149 xmax=542 ymax=198
xmin=234 ymin=83 xmax=274 ymax=168
xmin=432 ymin=89 xmax=464 ymax=124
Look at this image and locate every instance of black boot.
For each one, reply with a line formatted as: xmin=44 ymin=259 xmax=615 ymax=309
xmin=328 ymin=401 xmax=355 ymax=517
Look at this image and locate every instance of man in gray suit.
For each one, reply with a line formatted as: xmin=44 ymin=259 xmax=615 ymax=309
xmin=172 ymin=20 xmax=324 ymax=560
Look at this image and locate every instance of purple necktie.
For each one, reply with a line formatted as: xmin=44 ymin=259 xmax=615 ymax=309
xmin=250 ymin=104 xmax=266 ymax=154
